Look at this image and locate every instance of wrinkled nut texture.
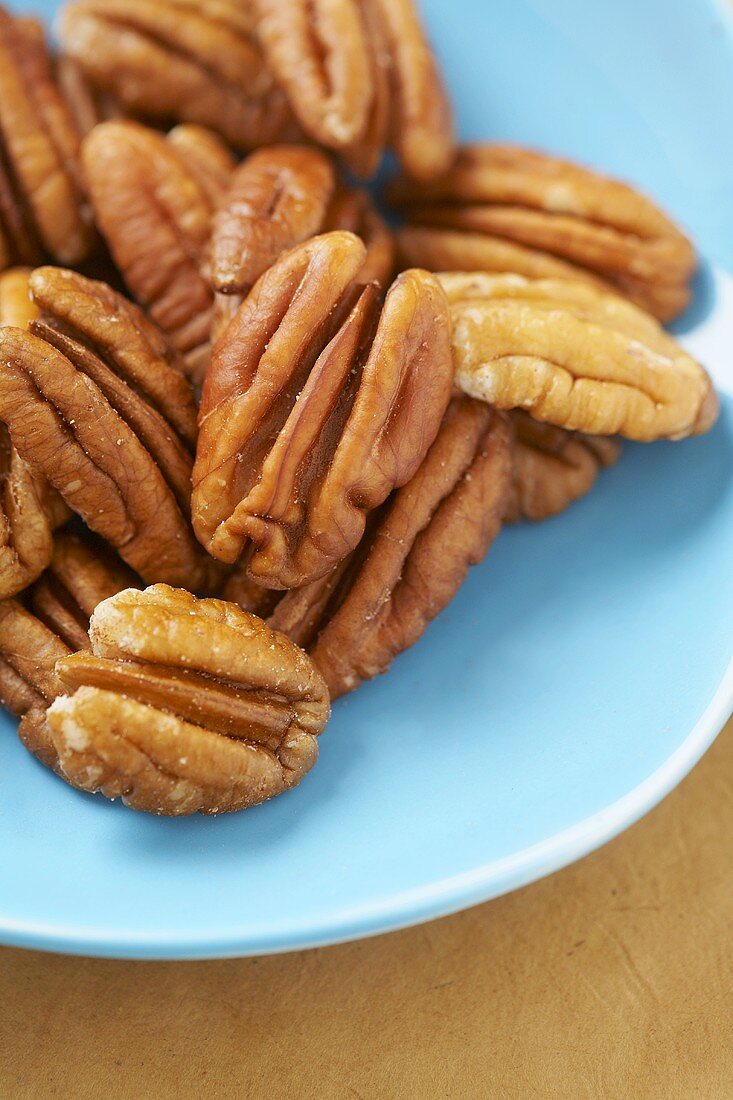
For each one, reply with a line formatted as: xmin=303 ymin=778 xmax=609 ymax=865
xmin=441 ymin=273 xmax=718 ymax=442
xmin=59 ymin=0 xmax=295 ymax=151
xmin=0 ymin=597 xmax=71 ymax=771
xmin=208 ymin=146 xmax=394 ymax=339
xmin=253 ymin=0 xmax=454 ymax=179
xmin=193 ymin=231 xmax=454 ymax=588
xmin=0 ymin=9 xmax=94 ymax=270
xmin=270 ymin=398 xmax=512 ymax=697
xmin=0 ymin=266 xmax=219 ymax=588
xmin=392 ymin=144 xmax=696 ymax=320
xmin=505 ymin=412 xmax=621 ymax=523
xmin=0 ymin=269 xmax=69 ymax=598
xmin=83 ymin=121 xmax=236 ymax=382
xmin=47 ymin=584 xmax=330 ymax=815
xmin=30 ymin=530 xmax=139 ymax=653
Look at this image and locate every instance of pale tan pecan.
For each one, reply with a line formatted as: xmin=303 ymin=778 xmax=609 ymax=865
xmin=0 ymin=8 xmax=94 ymax=269
xmin=83 ymin=121 xmax=236 ymax=383
xmin=0 ymin=268 xmax=69 ymax=599
xmin=58 ymin=0 xmax=295 ymax=151
xmin=441 ymin=273 xmax=717 ymax=441
xmin=392 ymin=144 xmax=696 ymax=321
xmin=0 ymin=267 xmax=220 ymax=589
xmin=47 ymin=584 xmax=330 ymax=815
xmin=0 ymin=598 xmax=71 ymax=772
xmin=30 ymin=529 xmax=139 ymax=653
xmin=192 ymin=231 xmax=453 ymax=588
xmin=253 ymin=0 xmax=454 ymax=179
xmin=270 ymin=398 xmax=512 ymax=697
xmin=208 ymin=146 xmax=393 ymax=339
xmin=505 ymin=412 xmax=621 ymax=523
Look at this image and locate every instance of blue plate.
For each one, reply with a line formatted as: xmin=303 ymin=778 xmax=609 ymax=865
xmin=1 ymin=0 xmax=732 ymax=959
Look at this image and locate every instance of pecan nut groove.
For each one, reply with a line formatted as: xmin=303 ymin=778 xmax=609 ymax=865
xmin=270 ymin=398 xmax=513 ymax=697
xmin=193 ymin=231 xmax=454 ymax=588
xmin=441 ymin=273 xmax=718 ymax=441
xmin=47 ymin=585 xmax=330 ymax=815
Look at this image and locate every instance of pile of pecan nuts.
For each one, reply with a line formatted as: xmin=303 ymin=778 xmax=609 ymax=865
xmin=0 ymin=0 xmax=718 ymax=815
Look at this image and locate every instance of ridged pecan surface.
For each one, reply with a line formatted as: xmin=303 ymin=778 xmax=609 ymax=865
xmin=393 ymin=144 xmax=696 ymax=321
xmin=441 ymin=273 xmax=717 ymax=441
xmin=193 ymin=231 xmax=453 ymax=587
xmin=47 ymin=584 xmax=330 ymax=815
xmin=270 ymin=398 xmax=512 ymax=696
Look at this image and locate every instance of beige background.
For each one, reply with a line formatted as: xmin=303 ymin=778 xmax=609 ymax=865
xmin=1 ymin=715 xmax=731 ymax=1099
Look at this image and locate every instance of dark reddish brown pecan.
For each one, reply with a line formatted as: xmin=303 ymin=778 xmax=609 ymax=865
xmin=0 ymin=266 xmax=220 ymax=589
xmin=0 ymin=268 xmax=69 ymax=599
xmin=83 ymin=121 xmax=236 ymax=383
xmin=30 ymin=529 xmax=140 ymax=653
xmin=208 ymin=146 xmax=393 ymax=338
xmin=270 ymin=398 xmax=513 ymax=697
xmin=392 ymin=144 xmax=697 ymax=321
xmin=253 ymin=0 xmax=454 ymax=179
xmin=505 ymin=412 xmax=622 ymax=523
xmin=192 ymin=231 xmax=454 ymax=589
xmin=47 ymin=584 xmax=330 ymax=815
xmin=58 ymin=0 xmax=295 ymax=151
xmin=0 ymin=598 xmax=71 ymax=772
xmin=0 ymin=8 xmax=94 ymax=270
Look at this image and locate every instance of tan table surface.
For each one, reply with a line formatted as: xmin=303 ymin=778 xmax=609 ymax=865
xmin=1 ymin=715 xmax=731 ymax=1100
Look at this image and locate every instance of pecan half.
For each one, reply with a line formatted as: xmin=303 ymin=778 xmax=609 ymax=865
xmin=0 ymin=266 xmax=219 ymax=588
xmin=208 ymin=146 xmax=393 ymax=339
xmin=253 ymin=0 xmax=454 ymax=179
xmin=0 ymin=8 xmax=94 ymax=269
xmin=83 ymin=121 xmax=236 ymax=382
xmin=0 ymin=597 xmax=71 ymax=771
xmin=47 ymin=584 xmax=330 ymax=815
xmin=392 ymin=144 xmax=696 ymax=321
xmin=505 ymin=412 xmax=621 ymax=523
xmin=0 ymin=268 xmax=69 ymax=599
xmin=270 ymin=398 xmax=512 ymax=697
xmin=58 ymin=0 xmax=295 ymax=151
xmin=221 ymin=565 xmax=284 ymax=620
xmin=441 ymin=273 xmax=718 ymax=441
xmin=193 ymin=232 xmax=453 ymax=588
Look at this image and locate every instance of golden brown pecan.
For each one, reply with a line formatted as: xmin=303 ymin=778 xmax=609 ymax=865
xmin=192 ymin=231 xmax=453 ymax=588
xmin=441 ymin=273 xmax=717 ymax=442
xmin=0 ymin=266 xmax=219 ymax=588
xmin=270 ymin=398 xmax=512 ymax=697
xmin=0 ymin=597 xmax=71 ymax=771
xmin=208 ymin=146 xmax=393 ymax=338
xmin=30 ymin=529 xmax=139 ymax=652
xmin=209 ymin=145 xmax=336 ymax=299
xmin=83 ymin=121 xmax=236 ymax=383
xmin=505 ymin=412 xmax=621 ymax=523
xmin=0 ymin=8 xmax=94 ymax=270
xmin=392 ymin=144 xmax=696 ymax=321
xmin=253 ymin=0 xmax=454 ymax=179
xmin=47 ymin=584 xmax=330 ymax=815
xmin=0 ymin=268 xmax=69 ymax=599
xmin=59 ymin=0 xmax=295 ymax=151
xmin=368 ymin=0 xmax=454 ymax=182
xmin=55 ymin=52 xmax=124 ymax=136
